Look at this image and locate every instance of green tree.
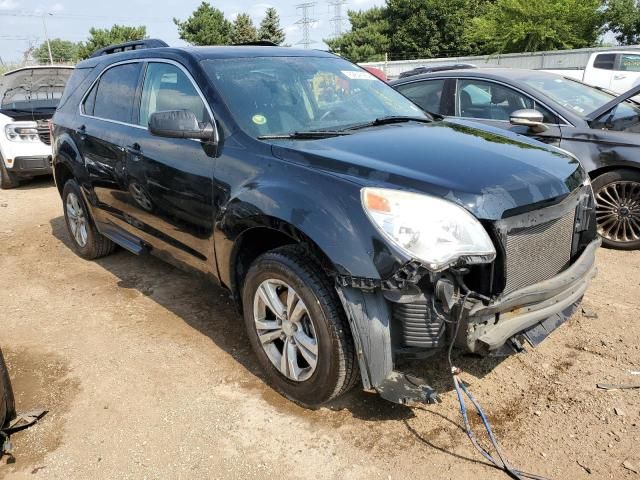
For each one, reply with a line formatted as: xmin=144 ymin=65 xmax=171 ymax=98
xmin=258 ymin=7 xmax=286 ymax=45
xmin=174 ymin=1 xmax=232 ymax=46
xmin=606 ymin=0 xmax=640 ymax=45
xmin=78 ymin=25 xmax=147 ymax=59
xmin=231 ymin=13 xmax=258 ymax=44
xmin=325 ymin=7 xmax=390 ymax=62
xmin=467 ymin=0 xmax=604 ymax=53
xmin=33 ymin=38 xmax=81 ymax=64
xmin=386 ymin=0 xmax=485 ymax=59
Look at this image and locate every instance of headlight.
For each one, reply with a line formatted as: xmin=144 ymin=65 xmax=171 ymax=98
xmin=362 ymin=188 xmax=496 ymax=271
xmin=5 ymin=122 xmax=39 ymax=142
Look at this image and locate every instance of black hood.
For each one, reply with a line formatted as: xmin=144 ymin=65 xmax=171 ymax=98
xmin=271 ymin=120 xmax=585 ymax=220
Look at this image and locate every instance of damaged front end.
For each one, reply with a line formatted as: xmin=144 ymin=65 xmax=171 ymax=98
xmin=336 ymin=184 xmax=599 ymax=406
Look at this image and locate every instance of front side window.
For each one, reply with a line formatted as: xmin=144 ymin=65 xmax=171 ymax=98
xmin=395 ymin=79 xmax=447 ymax=115
xmin=456 ymin=79 xmax=555 ymax=123
xmin=619 ymin=54 xmax=640 ymax=72
xmin=201 ymin=56 xmax=425 ymax=137
xmin=139 ymin=62 xmax=209 ymax=127
xmin=91 ymin=62 xmax=142 ymax=123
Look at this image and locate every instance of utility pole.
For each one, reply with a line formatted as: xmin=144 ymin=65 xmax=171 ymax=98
xmin=328 ymin=0 xmax=347 ymax=38
xmin=295 ymin=2 xmax=317 ymax=49
xmin=41 ymin=13 xmax=53 ymax=65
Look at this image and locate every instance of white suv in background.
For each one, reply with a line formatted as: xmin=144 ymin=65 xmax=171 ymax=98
xmin=0 ymin=66 xmax=73 ymax=189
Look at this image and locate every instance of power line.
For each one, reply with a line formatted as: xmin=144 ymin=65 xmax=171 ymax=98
xmin=295 ymin=2 xmax=317 ymax=49
xmin=328 ymin=0 xmax=347 ymax=38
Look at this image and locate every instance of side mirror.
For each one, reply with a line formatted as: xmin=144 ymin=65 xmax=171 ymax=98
xmin=510 ymin=109 xmax=548 ymax=133
xmin=149 ymin=110 xmax=215 ymax=141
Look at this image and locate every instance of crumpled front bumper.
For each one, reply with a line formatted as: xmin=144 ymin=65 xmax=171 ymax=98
xmin=464 ymin=238 xmax=600 ymax=354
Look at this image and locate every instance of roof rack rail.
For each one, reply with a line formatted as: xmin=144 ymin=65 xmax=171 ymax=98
xmin=398 ymin=63 xmax=477 ymax=79
xmin=233 ymin=40 xmax=279 ymax=47
xmin=89 ymin=39 xmax=169 ymax=58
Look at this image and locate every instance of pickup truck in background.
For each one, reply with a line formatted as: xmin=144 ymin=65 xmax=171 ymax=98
xmin=546 ymin=50 xmax=640 ymax=94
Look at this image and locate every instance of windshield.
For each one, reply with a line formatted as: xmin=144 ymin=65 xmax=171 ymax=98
xmin=0 ymin=68 xmax=73 ymax=113
xmin=201 ymin=56 xmax=426 ymax=137
xmin=523 ymin=74 xmax=635 ymax=117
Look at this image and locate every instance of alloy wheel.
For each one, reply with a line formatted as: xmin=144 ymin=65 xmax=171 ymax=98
xmin=66 ymin=192 xmax=88 ymax=248
xmin=252 ymin=279 xmax=319 ymax=382
xmin=596 ymin=180 xmax=640 ymax=244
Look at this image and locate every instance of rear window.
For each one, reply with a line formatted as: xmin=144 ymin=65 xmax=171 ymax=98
xmin=91 ymin=63 xmax=141 ymax=123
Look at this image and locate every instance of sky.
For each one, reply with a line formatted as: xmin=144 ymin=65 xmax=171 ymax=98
xmin=0 ymin=0 xmax=385 ymax=64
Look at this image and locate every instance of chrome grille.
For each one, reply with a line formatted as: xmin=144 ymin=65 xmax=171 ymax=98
xmin=503 ymin=210 xmax=576 ymax=295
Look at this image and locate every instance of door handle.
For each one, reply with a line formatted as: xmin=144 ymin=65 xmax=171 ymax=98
xmin=614 ymin=74 xmax=626 ymax=80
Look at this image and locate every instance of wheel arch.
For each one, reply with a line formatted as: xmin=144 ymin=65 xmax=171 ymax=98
xmin=589 ymin=164 xmax=640 ymax=181
xmin=227 ymin=218 xmax=337 ymax=311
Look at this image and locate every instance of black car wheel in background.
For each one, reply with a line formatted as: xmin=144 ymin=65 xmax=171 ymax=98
xmin=0 ymin=348 xmax=16 ymax=430
xmin=592 ymin=169 xmax=640 ymax=250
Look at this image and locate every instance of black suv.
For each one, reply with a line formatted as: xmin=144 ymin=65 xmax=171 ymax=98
xmin=52 ymin=41 xmax=599 ymax=407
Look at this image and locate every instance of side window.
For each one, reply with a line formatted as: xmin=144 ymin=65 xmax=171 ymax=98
xmin=593 ymin=54 xmax=616 ymax=70
xmin=92 ymin=63 xmax=142 ymax=123
xmin=457 ymin=79 xmax=556 ymax=123
xmin=139 ymin=62 xmax=209 ymax=127
xmin=619 ymin=54 xmax=640 ymax=72
xmin=396 ymin=79 xmax=446 ymax=115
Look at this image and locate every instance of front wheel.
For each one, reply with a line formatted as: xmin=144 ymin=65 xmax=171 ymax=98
xmin=0 ymin=157 xmax=19 ymax=190
xmin=592 ymin=169 xmax=640 ymax=250
xmin=242 ymin=245 xmax=359 ymax=407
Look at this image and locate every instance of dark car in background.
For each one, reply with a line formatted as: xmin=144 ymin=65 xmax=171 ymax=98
xmin=391 ymin=68 xmax=640 ymax=250
xmin=52 ymin=42 xmax=598 ymax=407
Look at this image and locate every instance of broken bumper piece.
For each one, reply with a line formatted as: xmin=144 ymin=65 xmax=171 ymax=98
xmin=465 ymin=238 xmax=600 ymax=354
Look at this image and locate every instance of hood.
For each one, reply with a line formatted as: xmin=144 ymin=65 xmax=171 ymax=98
xmin=0 ymin=67 xmax=72 ymax=116
xmin=271 ymin=120 xmax=584 ymax=220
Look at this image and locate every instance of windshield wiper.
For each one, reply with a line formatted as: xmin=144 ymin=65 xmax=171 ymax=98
xmin=258 ymin=130 xmax=352 ymax=140
xmin=341 ymin=115 xmax=434 ymax=132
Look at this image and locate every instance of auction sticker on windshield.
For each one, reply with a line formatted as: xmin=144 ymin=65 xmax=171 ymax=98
xmin=341 ymin=70 xmax=374 ymax=80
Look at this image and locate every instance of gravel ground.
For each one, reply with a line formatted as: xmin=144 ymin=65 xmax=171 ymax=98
xmin=0 ymin=178 xmax=639 ymax=480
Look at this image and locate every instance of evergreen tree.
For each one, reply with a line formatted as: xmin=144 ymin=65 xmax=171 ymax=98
xmin=174 ymin=2 xmax=232 ymax=46
xmin=231 ymin=13 xmax=259 ymax=44
xmin=258 ymin=7 xmax=286 ymax=45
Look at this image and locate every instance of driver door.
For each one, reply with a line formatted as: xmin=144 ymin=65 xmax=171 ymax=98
xmin=455 ymin=79 xmax=563 ymax=146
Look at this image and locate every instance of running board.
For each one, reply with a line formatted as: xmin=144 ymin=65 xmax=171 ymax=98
xmin=98 ymin=222 xmax=149 ymax=255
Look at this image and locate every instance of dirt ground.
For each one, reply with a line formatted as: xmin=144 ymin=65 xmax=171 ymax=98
xmin=0 ymin=177 xmax=638 ymax=480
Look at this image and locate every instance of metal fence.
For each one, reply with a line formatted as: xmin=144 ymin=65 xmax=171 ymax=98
xmin=360 ymin=44 xmax=640 ymax=79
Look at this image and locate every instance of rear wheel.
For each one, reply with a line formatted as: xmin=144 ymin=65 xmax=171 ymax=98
xmin=242 ymin=245 xmax=358 ymax=407
xmin=0 ymin=157 xmax=19 ymax=190
xmin=62 ymin=179 xmax=116 ymax=260
xmin=592 ymin=169 xmax=640 ymax=250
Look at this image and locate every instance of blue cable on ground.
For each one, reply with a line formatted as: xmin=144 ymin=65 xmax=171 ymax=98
xmin=448 ymin=292 xmax=551 ymax=480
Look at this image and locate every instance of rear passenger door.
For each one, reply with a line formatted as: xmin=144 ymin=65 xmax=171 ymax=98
xmin=77 ymin=61 xmax=143 ymax=224
xmin=122 ymin=61 xmax=217 ymax=274
xmin=454 ymin=79 xmax=563 ymax=146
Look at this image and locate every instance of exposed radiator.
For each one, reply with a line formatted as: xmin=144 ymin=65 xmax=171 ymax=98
xmin=503 ymin=210 xmax=576 ymax=295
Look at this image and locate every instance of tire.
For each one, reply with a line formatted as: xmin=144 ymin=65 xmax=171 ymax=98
xmin=0 ymin=156 xmax=19 ymax=190
xmin=242 ymin=245 xmax=359 ymax=407
xmin=592 ymin=169 xmax=640 ymax=250
xmin=62 ymin=179 xmax=116 ymax=260
xmin=0 ymin=348 xmax=16 ymax=430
